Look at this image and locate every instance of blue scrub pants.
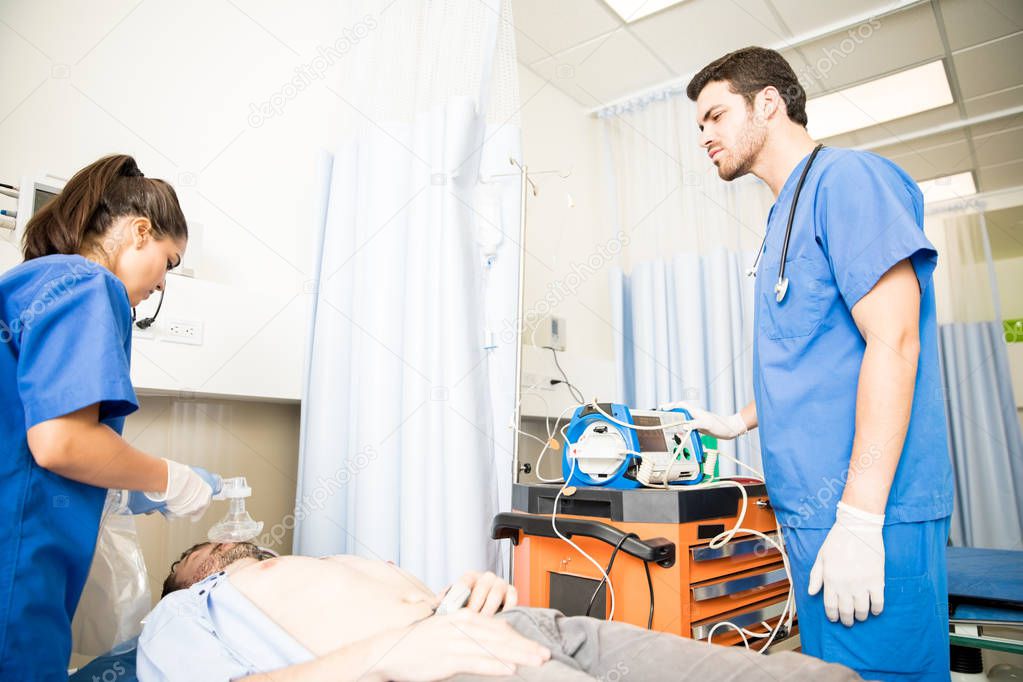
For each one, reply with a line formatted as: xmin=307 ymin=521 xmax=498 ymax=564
xmin=782 ymin=517 xmax=950 ymax=681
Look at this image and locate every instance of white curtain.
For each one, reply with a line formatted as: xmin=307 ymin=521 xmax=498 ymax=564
xmin=602 ymin=93 xmax=773 ymax=475
xmin=927 ymin=210 xmax=1023 ymax=549
xmin=295 ymin=0 xmax=522 ymax=587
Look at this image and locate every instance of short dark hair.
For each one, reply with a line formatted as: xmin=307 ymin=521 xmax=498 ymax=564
xmin=161 ymin=541 xmax=211 ymax=598
xmin=686 ymin=46 xmax=808 ymax=127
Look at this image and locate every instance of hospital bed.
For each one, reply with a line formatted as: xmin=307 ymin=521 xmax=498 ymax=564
xmin=947 ymin=547 xmax=1023 ymax=657
xmin=70 ymin=546 xmax=1023 ymax=680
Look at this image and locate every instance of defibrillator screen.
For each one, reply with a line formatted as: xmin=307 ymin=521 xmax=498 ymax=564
xmin=633 ymin=415 xmax=669 ymax=453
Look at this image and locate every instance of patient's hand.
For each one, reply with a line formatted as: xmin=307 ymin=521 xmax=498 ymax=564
xmin=440 ymin=571 xmax=518 ymax=616
xmin=362 ymin=609 xmax=549 ymax=681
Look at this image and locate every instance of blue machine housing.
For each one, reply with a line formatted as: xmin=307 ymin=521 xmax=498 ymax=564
xmin=561 ymin=403 xmax=704 ymax=489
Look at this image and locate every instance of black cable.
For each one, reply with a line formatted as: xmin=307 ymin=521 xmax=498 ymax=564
xmin=585 ymin=532 xmax=637 ymax=618
xmin=134 ymin=288 xmax=165 ymax=330
xmin=644 ymin=557 xmax=654 ymax=630
xmin=547 ymin=347 xmax=585 ymax=403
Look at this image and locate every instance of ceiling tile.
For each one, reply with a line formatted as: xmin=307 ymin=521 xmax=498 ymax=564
xmin=821 ymin=131 xmax=861 ymax=148
xmin=969 ymin=113 xmax=1023 ymax=137
xmin=884 ymin=138 xmax=974 ymax=181
xmin=872 ymin=130 xmax=967 ymax=159
xmin=976 ymin=159 xmax=1023 ymax=193
xmin=953 ymin=32 xmax=1023 ymax=100
xmin=828 ymin=103 xmax=961 ymax=146
xmin=938 ymin=0 xmax=1023 ymax=51
xmin=627 ymin=0 xmax=787 ymax=75
xmin=768 ymin=0 xmax=894 ymax=38
xmin=782 ymin=50 xmax=826 ymax=96
xmin=963 ymin=84 xmax=1023 ymax=118
xmin=512 ymin=0 xmax=622 ymax=65
xmin=973 ymin=127 xmax=1023 ymax=167
xmin=530 ymin=28 xmax=673 ymax=106
xmin=782 ymin=3 xmax=943 ymax=94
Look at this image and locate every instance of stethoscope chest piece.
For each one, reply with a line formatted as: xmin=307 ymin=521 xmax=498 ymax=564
xmin=774 ymin=276 xmax=789 ymax=303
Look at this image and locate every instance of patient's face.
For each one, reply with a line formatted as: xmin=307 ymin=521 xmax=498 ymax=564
xmin=166 ymin=542 xmax=273 ymax=593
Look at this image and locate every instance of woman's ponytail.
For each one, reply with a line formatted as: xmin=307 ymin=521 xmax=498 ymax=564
xmin=22 ymin=154 xmax=187 ymax=261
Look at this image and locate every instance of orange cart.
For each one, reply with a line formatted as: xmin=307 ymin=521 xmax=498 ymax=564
xmin=491 ymin=481 xmax=795 ymax=649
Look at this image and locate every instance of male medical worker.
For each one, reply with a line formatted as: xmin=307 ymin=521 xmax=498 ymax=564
xmin=664 ymin=47 xmax=953 ymax=681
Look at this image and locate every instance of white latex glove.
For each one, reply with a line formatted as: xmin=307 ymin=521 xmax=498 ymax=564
xmin=657 ymin=401 xmax=748 ymax=440
xmin=808 ymin=501 xmax=886 ymax=627
xmin=144 ymin=458 xmax=215 ymax=520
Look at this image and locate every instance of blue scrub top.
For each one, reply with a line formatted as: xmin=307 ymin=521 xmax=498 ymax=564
xmin=0 ymin=254 xmax=138 ymax=678
xmin=752 ymin=148 xmax=953 ymax=529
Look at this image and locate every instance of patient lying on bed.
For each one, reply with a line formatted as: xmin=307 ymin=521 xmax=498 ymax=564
xmin=137 ymin=541 xmax=860 ymax=681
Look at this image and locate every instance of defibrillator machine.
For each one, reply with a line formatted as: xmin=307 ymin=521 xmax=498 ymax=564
xmin=562 ymin=404 xmax=705 ymax=489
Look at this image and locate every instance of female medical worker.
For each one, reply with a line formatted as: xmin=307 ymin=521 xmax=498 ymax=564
xmin=0 ymin=154 xmax=220 ymax=678
xmin=662 ymin=48 xmax=954 ymax=682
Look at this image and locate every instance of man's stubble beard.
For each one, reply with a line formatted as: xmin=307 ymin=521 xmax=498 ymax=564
xmin=719 ymin=112 xmax=766 ymax=182
xmin=191 ymin=542 xmax=273 ymax=587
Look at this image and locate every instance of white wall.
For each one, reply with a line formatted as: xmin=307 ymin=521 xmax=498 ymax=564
xmin=517 ymin=64 xmax=615 ymax=416
xmin=0 ymin=0 xmax=364 ymax=400
xmin=994 ymin=255 xmax=1023 ymax=321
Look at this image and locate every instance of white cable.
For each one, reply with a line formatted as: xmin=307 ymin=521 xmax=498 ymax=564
xmin=699 ymin=479 xmax=793 ymax=653
xmin=519 ymin=430 xmax=550 ymax=448
xmin=714 ymin=447 xmax=767 ymax=480
xmin=545 ymin=399 xmax=794 ymax=647
xmin=511 ymin=386 xmax=568 ymax=483
xmin=532 ymin=402 xmax=579 ymax=483
xmin=704 ymin=450 xmax=797 ymax=637
xmin=707 ymin=621 xmax=750 ymax=648
xmin=740 ymin=622 xmax=774 ymax=638
xmin=694 ymin=450 xmax=794 ymax=654
xmin=704 ymin=479 xmax=752 ymax=549
xmin=587 ymin=400 xmax=690 ymax=431
xmin=551 ymin=458 xmax=616 ymax=621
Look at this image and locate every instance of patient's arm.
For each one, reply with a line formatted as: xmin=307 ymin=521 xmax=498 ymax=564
xmin=238 ymin=610 xmax=550 ymax=682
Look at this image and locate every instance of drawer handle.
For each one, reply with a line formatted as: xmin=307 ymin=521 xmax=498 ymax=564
xmin=692 ymin=567 xmax=788 ymax=601
xmin=691 ymin=532 xmax=778 ymax=562
xmin=691 ymin=599 xmax=787 ymax=639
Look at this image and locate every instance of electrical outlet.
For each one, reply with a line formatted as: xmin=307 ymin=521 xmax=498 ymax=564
xmin=164 ymin=319 xmax=203 ymax=345
xmin=522 ymin=372 xmax=554 ymax=391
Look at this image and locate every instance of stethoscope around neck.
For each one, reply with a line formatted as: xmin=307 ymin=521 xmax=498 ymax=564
xmin=746 ymin=143 xmax=824 ymax=303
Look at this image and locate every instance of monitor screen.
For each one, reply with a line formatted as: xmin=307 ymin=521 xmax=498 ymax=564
xmin=633 ymin=414 xmax=668 ymax=453
xmin=33 ymin=188 xmax=57 ymax=215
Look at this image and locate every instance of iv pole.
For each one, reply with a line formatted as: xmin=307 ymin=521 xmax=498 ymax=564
xmin=482 ymin=156 xmax=571 ymax=492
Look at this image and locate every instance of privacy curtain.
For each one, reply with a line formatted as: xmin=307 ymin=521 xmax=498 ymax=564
xmin=928 ymin=210 xmax=1023 ymax=549
xmin=601 ymin=93 xmax=774 ymax=475
xmin=295 ymin=0 xmax=522 ymax=587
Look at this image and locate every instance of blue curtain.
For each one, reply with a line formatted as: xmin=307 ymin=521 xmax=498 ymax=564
xmin=938 ymin=321 xmax=1023 ymax=548
xmin=610 ymin=249 xmax=762 ymax=476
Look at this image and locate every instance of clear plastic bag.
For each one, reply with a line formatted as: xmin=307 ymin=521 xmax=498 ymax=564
xmin=71 ymin=491 xmax=153 ymax=656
